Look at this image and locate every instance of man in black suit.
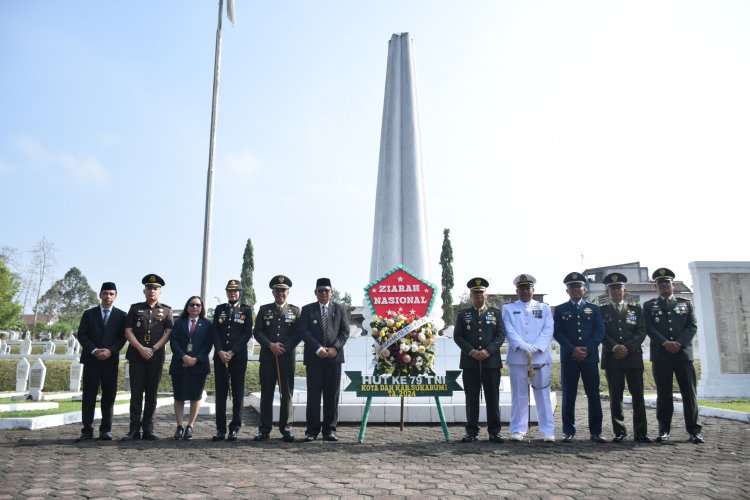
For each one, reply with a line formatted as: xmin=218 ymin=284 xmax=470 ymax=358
xmin=297 ymin=278 xmax=350 ymax=442
xmin=600 ymin=273 xmax=651 ymax=443
xmin=643 ymin=267 xmax=703 ymax=444
xmin=75 ymin=282 xmax=127 ymax=441
xmin=211 ymin=279 xmax=253 ymax=442
xmin=253 ymin=275 xmax=301 ymax=442
xmin=453 ymin=277 xmax=506 ymax=443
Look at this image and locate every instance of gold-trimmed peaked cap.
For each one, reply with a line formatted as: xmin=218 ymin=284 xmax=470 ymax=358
xmin=603 ymin=272 xmax=627 ymax=287
xmin=513 ymin=274 xmax=536 ymax=287
xmin=652 ymin=268 xmax=675 ymax=281
xmin=142 ymin=274 xmax=165 ymax=288
xmin=225 ymin=279 xmax=242 ymax=291
xmin=269 ymin=275 xmax=292 ymax=289
xmin=563 ymin=272 xmax=585 ymax=286
xmin=467 ymin=277 xmax=489 ymax=291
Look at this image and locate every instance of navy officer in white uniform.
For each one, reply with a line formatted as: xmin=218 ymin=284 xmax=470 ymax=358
xmin=501 ymin=274 xmax=555 ymax=442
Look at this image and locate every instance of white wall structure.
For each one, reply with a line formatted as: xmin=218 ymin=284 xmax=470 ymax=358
xmin=689 ymin=261 xmax=750 ymax=398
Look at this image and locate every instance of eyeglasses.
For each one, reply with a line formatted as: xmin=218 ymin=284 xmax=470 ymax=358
xmin=316 ymin=288 xmax=332 ymax=294
xmin=189 ymin=303 xmax=202 ymax=308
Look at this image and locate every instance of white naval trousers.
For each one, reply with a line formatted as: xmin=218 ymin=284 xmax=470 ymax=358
xmin=508 ymin=363 xmax=554 ymax=437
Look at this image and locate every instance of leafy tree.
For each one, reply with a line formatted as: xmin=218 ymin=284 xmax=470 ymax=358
xmin=240 ymin=238 xmax=257 ymax=312
xmin=332 ymin=290 xmax=352 ymax=307
xmin=440 ymin=228 xmax=455 ymax=325
xmin=0 ymin=260 xmax=23 ymax=329
xmin=36 ymin=267 xmax=98 ymax=325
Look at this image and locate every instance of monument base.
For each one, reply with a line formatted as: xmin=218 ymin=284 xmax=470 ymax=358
xmin=248 ymin=375 xmax=557 ymax=424
xmin=698 ymin=378 xmax=750 ymax=399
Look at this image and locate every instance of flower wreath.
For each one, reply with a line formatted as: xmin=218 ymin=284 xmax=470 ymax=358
xmin=370 ymin=311 xmax=436 ymax=376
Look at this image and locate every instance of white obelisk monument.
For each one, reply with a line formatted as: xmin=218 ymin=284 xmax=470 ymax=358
xmin=366 ymin=32 xmax=442 ymax=329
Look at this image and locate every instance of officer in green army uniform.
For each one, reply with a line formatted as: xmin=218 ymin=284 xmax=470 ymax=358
xmin=211 ymin=279 xmax=253 ymax=441
xmin=122 ymin=274 xmax=174 ymax=441
xmin=600 ymin=272 xmax=651 ymax=443
xmin=252 ymin=275 xmax=301 ymax=442
xmin=453 ymin=277 xmax=506 ymax=443
xmin=643 ymin=268 xmax=703 ymax=444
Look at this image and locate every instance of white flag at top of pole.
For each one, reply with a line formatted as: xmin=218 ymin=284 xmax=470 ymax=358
xmin=226 ymin=0 xmax=236 ymax=27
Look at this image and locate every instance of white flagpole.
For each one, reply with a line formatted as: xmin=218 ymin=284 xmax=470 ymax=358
xmin=201 ymin=0 xmax=226 ymax=304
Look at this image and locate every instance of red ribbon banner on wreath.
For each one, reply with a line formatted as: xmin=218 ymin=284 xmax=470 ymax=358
xmin=364 ymin=266 xmax=437 ymax=318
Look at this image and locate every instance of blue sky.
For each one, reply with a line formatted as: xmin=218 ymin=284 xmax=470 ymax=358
xmin=2 ymin=0 xmax=749 ymax=312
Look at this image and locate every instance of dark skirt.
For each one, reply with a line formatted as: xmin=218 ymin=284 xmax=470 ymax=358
xmin=171 ymin=372 xmax=208 ymax=402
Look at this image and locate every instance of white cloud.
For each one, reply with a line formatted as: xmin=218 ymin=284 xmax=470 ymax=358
xmin=8 ymin=135 xmax=108 ymax=185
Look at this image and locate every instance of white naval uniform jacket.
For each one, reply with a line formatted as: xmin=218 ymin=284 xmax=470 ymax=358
xmin=501 ymin=299 xmax=554 ymax=365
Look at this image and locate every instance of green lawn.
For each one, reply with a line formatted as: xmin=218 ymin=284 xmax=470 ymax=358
xmin=698 ymin=400 xmax=750 ymax=413
xmin=0 ymin=400 xmax=87 ymax=418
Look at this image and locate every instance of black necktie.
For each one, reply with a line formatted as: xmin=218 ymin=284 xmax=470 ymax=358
xmin=321 ymin=305 xmax=329 ymax=345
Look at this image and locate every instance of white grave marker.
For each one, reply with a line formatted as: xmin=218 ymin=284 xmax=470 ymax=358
xmin=123 ymin=361 xmax=130 ymax=391
xmin=66 ymin=335 xmax=78 ymax=355
xmin=29 ymin=358 xmax=47 ymax=400
xmin=44 ymin=340 xmax=56 ymax=355
xmin=16 ymin=357 xmax=30 ymax=392
xmin=69 ymin=358 xmax=83 ymax=392
xmin=19 ymin=338 xmax=32 ymax=355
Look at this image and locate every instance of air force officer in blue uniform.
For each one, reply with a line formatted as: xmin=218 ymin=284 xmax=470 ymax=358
xmin=553 ymin=272 xmax=607 ymax=443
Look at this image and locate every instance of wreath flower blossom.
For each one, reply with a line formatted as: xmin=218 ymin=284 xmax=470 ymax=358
xmin=370 ymin=311 xmax=436 ymax=376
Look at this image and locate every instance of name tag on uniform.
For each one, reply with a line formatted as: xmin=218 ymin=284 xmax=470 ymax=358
xmin=187 ymin=342 xmax=193 ymax=353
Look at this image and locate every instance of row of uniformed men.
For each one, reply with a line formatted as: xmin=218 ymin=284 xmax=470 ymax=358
xmin=453 ymin=267 xmax=703 ymax=444
xmin=75 ymin=273 xmax=350 ymax=443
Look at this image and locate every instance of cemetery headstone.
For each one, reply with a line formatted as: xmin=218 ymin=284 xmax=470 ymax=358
xmin=29 ymin=358 xmax=47 ymax=400
xmin=16 ymin=357 xmax=30 ymax=392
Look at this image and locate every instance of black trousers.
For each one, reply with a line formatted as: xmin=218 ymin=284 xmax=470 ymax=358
xmin=652 ymin=360 xmax=701 ymax=435
xmin=259 ymin=354 xmax=295 ymax=434
xmin=305 ymin=362 xmax=341 ymax=436
xmin=462 ymin=365 xmax=501 ymax=435
xmin=128 ymin=352 xmax=165 ymax=432
xmin=81 ymin=359 xmax=119 ymax=433
xmin=214 ymin=355 xmax=247 ymax=432
xmin=604 ymin=366 xmax=648 ymax=437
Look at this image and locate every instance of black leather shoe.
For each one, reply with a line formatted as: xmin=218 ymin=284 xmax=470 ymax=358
xmin=304 ymin=433 xmax=317 ymax=442
xmin=562 ymin=434 xmax=574 ymax=443
xmin=143 ymin=430 xmax=159 ymax=441
xmin=655 ymin=432 xmax=669 ymax=442
xmin=183 ymin=426 xmax=193 ymax=440
xmin=99 ymin=432 xmax=113 ymax=441
xmin=253 ymin=432 xmax=270 ymax=442
xmin=690 ymin=433 xmax=705 ymax=444
xmin=212 ymin=430 xmax=226 ymax=441
xmin=590 ymin=434 xmax=608 ymax=443
xmin=173 ymin=425 xmax=184 ymax=440
xmin=489 ymin=433 xmax=504 ymax=443
xmin=227 ymin=429 xmax=239 ymax=442
xmin=323 ymin=433 xmax=338 ymax=442
xmin=282 ymin=431 xmax=295 ymax=443
xmin=461 ymin=433 xmax=478 ymax=443
xmin=612 ymin=434 xmax=626 ymax=443
xmin=75 ymin=431 xmax=94 ymax=442
xmin=120 ymin=430 xmax=141 ymax=441
xmin=635 ymin=435 xmax=653 ymax=443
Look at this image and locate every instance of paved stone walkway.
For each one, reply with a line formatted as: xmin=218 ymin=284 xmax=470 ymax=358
xmin=1 ymin=397 xmax=748 ymax=499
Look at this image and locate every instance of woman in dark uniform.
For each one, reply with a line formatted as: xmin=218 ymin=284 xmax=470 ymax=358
xmin=169 ymin=296 xmax=212 ymax=440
